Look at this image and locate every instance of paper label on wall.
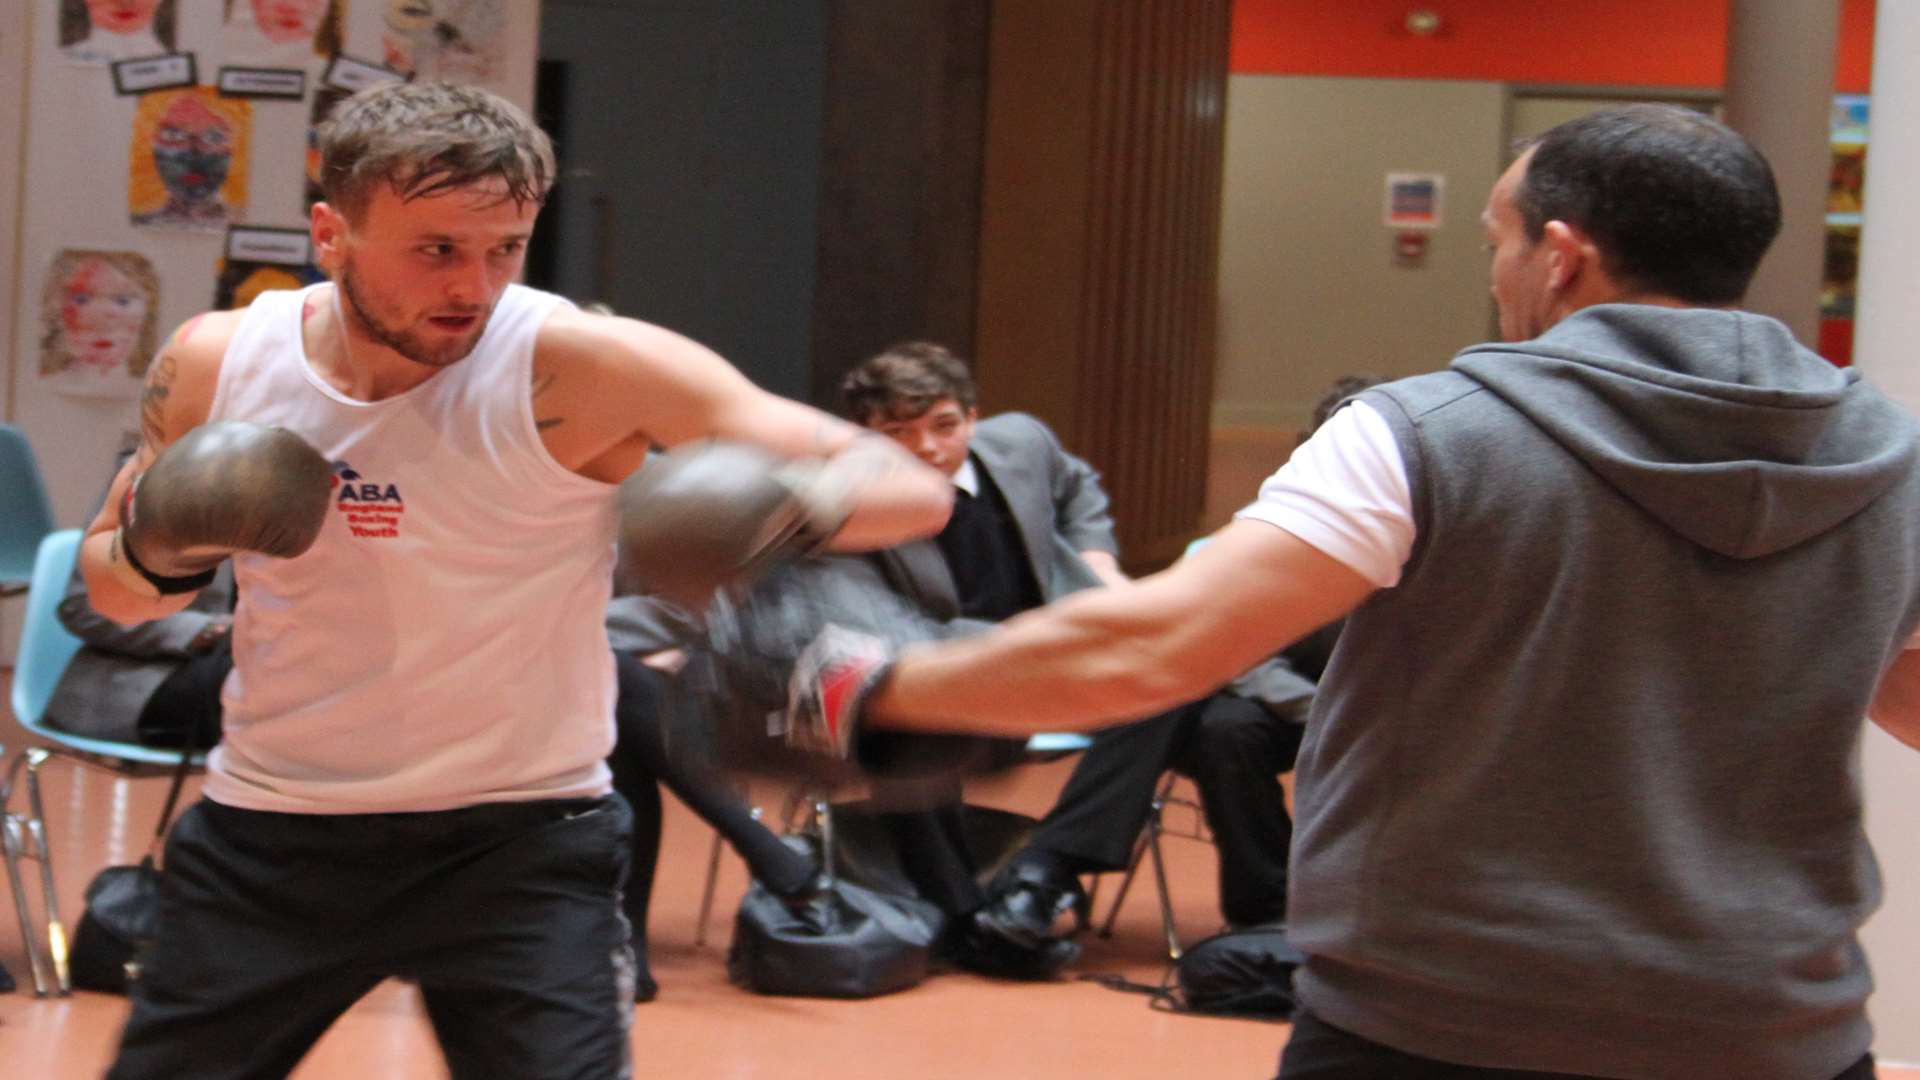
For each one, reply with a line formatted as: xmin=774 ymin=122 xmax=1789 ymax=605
xmin=323 ymin=54 xmax=407 ymax=94
xmin=217 ymin=67 xmax=308 ymax=100
xmin=112 ymin=53 xmax=197 ymax=95
xmin=226 ymin=226 xmax=312 ymax=265
xmin=1384 ymin=173 xmax=1444 ymax=229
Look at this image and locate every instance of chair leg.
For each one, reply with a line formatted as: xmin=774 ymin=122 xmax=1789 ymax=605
xmin=1146 ymin=824 xmax=1181 ymax=961
xmin=24 ymin=751 xmax=71 ymax=994
xmin=1097 ymin=812 xmax=1157 ymax=939
xmin=2 ymin=749 xmax=70 ymax=997
xmin=692 ymin=829 xmax=726 ymax=948
xmin=814 ymin=800 xmax=835 ymax=888
xmin=3 ymin=810 xmax=51 ymax=995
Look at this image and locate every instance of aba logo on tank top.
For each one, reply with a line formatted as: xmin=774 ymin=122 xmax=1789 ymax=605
xmin=331 ymin=460 xmax=405 ymax=540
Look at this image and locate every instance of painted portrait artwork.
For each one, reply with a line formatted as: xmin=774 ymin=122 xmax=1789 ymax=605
xmin=382 ymin=0 xmax=506 ymax=81
xmin=40 ymin=249 xmax=161 ymax=400
xmin=214 ymin=258 xmax=326 ymax=311
xmin=129 ymin=87 xmax=253 ymax=233
xmin=58 ymin=0 xmax=179 ymax=66
xmin=221 ymin=0 xmax=346 ymax=65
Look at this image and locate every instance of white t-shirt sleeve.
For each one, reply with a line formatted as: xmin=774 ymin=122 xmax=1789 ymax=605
xmin=1233 ymin=400 xmax=1416 ymax=588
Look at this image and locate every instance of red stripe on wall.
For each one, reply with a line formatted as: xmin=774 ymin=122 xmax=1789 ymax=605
xmin=1230 ymin=0 xmax=1874 ymax=93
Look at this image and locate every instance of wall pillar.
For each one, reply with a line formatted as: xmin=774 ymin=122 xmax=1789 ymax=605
xmin=1721 ymin=0 xmax=1838 ymax=346
xmin=975 ymin=0 xmax=1233 ymax=567
xmin=1850 ymin=1 xmax=1920 ymax=1064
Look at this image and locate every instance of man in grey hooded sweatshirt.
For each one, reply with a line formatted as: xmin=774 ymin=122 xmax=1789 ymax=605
xmin=775 ymin=105 xmax=1920 ymax=1079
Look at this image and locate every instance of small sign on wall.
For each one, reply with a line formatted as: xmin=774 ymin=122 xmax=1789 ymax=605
xmin=1384 ymin=172 xmax=1444 ymax=229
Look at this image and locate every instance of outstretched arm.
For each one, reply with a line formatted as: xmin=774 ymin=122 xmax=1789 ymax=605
xmin=535 ymin=308 xmax=952 ymax=550
xmin=866 ymin=518 xmax=1377 ymax=734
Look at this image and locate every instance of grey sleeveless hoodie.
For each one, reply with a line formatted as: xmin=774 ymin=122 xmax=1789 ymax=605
xmin=1288 ymin=303 xmax=1920 ymax=1079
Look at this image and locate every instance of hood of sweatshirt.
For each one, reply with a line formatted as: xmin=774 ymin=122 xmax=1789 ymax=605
xmin=1450 ymin=303 xmax=1917 ymax=559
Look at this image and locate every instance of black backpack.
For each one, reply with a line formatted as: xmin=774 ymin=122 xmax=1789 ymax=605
xmin=1084 ymin=925 xmax=1303 ymax=1020
xmin=1170 ymin=926 xmax=1303 ymax=1017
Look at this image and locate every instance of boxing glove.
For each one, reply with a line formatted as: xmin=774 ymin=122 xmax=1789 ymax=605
xmin=783 ymin=624 xmax=894 ymax=760
xmin=120 ymin=421 xmax=332 ymax=593
xmin=617 ymin=441 xmax=854 ymax=613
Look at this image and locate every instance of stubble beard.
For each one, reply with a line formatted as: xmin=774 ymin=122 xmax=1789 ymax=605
xmin=338 ymin=259 xmax=490 ymax=369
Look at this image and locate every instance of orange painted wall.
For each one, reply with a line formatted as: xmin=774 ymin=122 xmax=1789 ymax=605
xmin=1231 ymin=0 xmax=1875 ymax=92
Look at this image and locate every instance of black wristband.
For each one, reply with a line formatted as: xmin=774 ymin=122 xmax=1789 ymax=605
xmin=118 ymin=529 xmax=218 ymax=596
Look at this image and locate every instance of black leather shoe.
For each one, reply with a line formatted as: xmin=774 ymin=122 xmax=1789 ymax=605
xmin=952 ymin=918 xmax=1081 ymax=980
xmin=973 ymin=860 xmax=1088 ymax=952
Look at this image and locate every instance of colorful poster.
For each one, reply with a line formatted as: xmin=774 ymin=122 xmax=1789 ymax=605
xmin=59 ymin=0 xmax=178 ymax=66
xmin=1828 ymin=143 xmax=1866 ymax=216
xmin=40 ymin=249 xmax=161 ymax=399
xmin=221 ymin=0 xmax=346 ymax=65
xmin=130 ymin=87 xmax=252 ymax=232
xmin=213 ymin=258 xmax=326 ymax=310
xmin=382 ymin=0 xmax=505 ymax=82
xmin=1822 ymin=224 xmax=1860 ymax=319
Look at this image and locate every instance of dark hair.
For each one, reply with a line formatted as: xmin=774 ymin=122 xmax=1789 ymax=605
xmin=1515 ymin=104 xmax=1780 ymax=305
xmin=1301 ymin=373 xmax=1387 ymax=446
xmin=318 ymin=81 xmax=554 ymax=222
xmin=841 ymin=342 xmax=978 ymax=422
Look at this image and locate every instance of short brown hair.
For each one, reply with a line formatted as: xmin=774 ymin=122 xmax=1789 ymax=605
xmin=317 ymin=81 xmax=555 ymax=222
xmin=841 ymin=342 xmax=978 ymax=423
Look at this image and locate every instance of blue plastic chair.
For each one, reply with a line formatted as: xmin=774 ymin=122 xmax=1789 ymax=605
xmin=3 ymin=529 xmax=205 ymax=996
xmin=0 ymin=424 xmax=58 ymax=591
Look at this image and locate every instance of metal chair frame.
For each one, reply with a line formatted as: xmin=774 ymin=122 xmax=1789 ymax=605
xmin=1095 ymin=770 xmax=1212 ymax=961
xmin=4 ymin=529 xmax=206 ymax=996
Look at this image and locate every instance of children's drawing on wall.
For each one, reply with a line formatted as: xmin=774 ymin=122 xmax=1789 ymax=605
xmin=59 ymin=0 xmax=178 ymax=66
xmin=40 ymin=249 xmax=161 ymax=399
xmin=382 ymin=0 xmax=505 ymax=81
xmin=214 ymin=258 xmax=326 ymax=310
xmin=221 ymin=0 xmax=345 ymax=65
xmin=130 ymin=88 xmax=252 ymax=232
xmin=306 ymin=85 xmax=351 ymax=209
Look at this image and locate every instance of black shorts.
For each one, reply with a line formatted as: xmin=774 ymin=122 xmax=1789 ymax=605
xmin=110 ymin=793 xmax=635 ymax=1080
xmin=1276 ymin=1009 xmax=1875 ymax=1080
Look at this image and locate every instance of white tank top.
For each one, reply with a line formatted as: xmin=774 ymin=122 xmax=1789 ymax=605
xmin=203 ymin=283 xmax=618 ymax=813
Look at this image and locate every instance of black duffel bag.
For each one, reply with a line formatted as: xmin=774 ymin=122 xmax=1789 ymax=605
xmin=68 ymin=858 xmax=165 ymax=993
xmin=728 ymin=876 xmax=945 ymax=999
xmin=1170 ymin=925 xmax=1304 ymax=1018
xmin=68 ymin=747 xmax=196 ymax=994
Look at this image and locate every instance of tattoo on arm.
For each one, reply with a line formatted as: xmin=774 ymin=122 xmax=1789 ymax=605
xmin=136 ymin=354 xmax=179 ymax=468
xmin=531 ymin=367 xmax=563 ymax=432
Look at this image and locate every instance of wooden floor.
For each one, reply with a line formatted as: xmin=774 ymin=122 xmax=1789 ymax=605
xmin=6 ymin=642 xmax=1919 ymax=1075
xmin=0 ymin=671 xmax=1290 ymax=1079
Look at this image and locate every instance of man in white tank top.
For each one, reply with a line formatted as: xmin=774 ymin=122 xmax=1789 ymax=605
xmin=79 ymin=81 xmax=953 ymax=1080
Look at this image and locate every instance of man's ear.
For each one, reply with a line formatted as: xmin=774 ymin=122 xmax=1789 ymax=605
xmin=310 ymin=201 xmax=346 ymax=274
xmin=1541 ymin=220 xmax=1596 ymax=293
